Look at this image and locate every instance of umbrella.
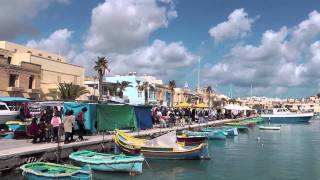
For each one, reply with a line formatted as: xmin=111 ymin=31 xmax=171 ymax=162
xmin=175 ymin=102 xmax=191 ymax=108
xmin=194 ymin=103 xmax=209 ymax=108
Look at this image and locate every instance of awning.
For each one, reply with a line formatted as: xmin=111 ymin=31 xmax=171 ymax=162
xmin=0 ymin=97 xmax=29 ymax=101
xmin=194 ymin=103 xmax=209 ymax=108
xmin=175 ymin=102 xmax=191 ymax=108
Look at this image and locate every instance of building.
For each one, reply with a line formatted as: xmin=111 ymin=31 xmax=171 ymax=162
xmin=0 ymin=41 xmax=85 ymax=99
xmin=0 ymin=49 xmax=41 ymax=99
xmin=106 ymin=74 xmax=161 ymax=105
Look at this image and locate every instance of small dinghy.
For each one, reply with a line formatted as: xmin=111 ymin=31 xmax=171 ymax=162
xmin=183 ymin=130 xmax=227 ymax=140
xmin=20 ymin=162 xmax=91 ymax=180
xmin=259 ymin=125 xmax=281 ymax=130
xmin=69 ymin=150 xmax=144 ymax=174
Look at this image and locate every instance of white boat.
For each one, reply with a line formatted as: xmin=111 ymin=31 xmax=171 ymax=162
xmin=259 ymin=125 xmax=281 ymax=130
xmin=261 ymin=108 xmax=313 ymax=123
xmin=0 ymin=102 xmax=19 ymax=124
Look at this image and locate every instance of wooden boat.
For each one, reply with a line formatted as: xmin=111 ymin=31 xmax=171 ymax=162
xmin=243 ymin=117 xmax=264 ymax=124
xmin=259 ymin=125 xmax=281 ymax=130
xmin=114 ymin=130 xmax=210 ymax=160
xmin=201 ymin=127 xmax=238 ymax=136
xmin=20 ymin=162 xmax=91 ymax=180
xmin=69 ymin=150 xmax=144 ymax=174
xmin=224 ymin=122 xmax=249 ymax=132
xmin=183 ymin=130 xmax=227 ymax=140
xmin=177 ymin=135 xmax=208 ymax=146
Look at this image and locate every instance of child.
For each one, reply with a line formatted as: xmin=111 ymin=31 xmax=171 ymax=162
xmin=51 ymin=113 xmax=61 ymax=143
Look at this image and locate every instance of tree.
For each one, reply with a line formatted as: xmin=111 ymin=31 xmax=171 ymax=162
xmin=137 ymin=81 xmax=149 ymax=105
xmin=168 ymin=80 xmax=176 ymax=107
xmin=46 ymin=83 xmax=89 ymax=100
xmin=119 ymin=81 xmax=132 ymax=98
xmin=94 ymin=56 xmax=110 ymax=101
xmin=206 ymin=86 xmax=213 ymax=107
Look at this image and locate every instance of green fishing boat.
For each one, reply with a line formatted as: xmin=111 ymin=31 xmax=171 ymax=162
xmin=224 ymin=122 xmax=249 ymax=132
xmin=20 ymin=162 xmax=91 ymax=180
xmin=183 ymin=130 xmax=227 ymax=140
xmin=243 ymin=117 xmax=264 ymax=124
xmin=69 ymin=150 xmax=144 ymax=174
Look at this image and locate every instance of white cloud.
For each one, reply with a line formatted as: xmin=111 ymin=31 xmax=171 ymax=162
xmin=26 ymin=29 xmax=75 ymax=59
xmin=204 ymin=10 xmax=320 ymax=96
xmin=208 ymin=8 xmax=254 ymax=43
xmin=84 ymin=0 xmax=177 ymax=54
xmin=0 ymin=0 xmax=70 ymax=40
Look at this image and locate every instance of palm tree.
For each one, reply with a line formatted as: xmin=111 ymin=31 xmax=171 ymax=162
xmin=47 ymin=83 xmax=89 ymax=100
xmin=168 ymin=80 xmax=176 ymax=107
xmin=137 ymin=81 xmax=149 ymax=105
xmin=206 ymin=86 xmax=213 ymax=107
xmin=94 ymin=56 xmax=110 ymax=101
xmin=119 ymin=81 xmax=132 ymax=98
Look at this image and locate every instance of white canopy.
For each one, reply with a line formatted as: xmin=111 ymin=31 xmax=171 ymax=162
xmin=224 ymin=104 xmax=252 ymax=111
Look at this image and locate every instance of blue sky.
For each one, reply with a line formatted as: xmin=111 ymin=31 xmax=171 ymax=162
xmin=2 ymin=0 xmax=320 ymax=98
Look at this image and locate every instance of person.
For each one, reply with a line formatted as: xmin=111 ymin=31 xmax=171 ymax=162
xmin=51 ymin=113 xmax=61 ymax=142
xmin=69 ymin=110 xmax=76 ymax=142
xmin=63 ymin=110 xmax=73 ymax=144
xmin=77 ymin=107 xmax=87 ymax=141
xmin=29 ymin=118 xmax=39 ymax=143
xmin=32 ymin=120 xmax=46 ymax=144
xmin=45 ymin=121 xmax=53 ymax=143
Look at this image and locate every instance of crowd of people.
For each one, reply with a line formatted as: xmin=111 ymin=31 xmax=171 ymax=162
xmin=151 ymin=106 xmax=220 ymax=128
xmin=28 ymin=107 xmax=88 ymax=144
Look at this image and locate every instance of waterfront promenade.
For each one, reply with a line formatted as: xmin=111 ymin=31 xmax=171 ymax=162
xmin=0 ymin=117 xmax=246 ymax=171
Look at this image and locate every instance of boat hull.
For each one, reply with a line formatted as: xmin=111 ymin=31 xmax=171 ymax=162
xmin=177 ymin=136 xmax=208 ymax=146
xmin=201 ymin=127 xmax=238 ymax=136
xmin=22 ymin=171 xmax=89 ymax=180
xmin=0 ymin=113 xmax=19 ymax=124
xmin=261 ymin=116 xmax=312 ymax=123
xmin=183 ymin=130 xmax=227 ymax=140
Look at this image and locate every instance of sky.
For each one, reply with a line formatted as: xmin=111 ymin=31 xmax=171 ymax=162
xmin=1 ymin=0 xmax=320 ymax=98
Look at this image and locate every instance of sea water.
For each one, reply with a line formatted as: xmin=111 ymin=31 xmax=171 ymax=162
xmin=4 ymin=120 xmax=320 ymax=180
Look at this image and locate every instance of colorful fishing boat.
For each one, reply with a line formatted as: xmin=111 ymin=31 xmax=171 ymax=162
xmin=224 ymin=122 xmax=249 ymax=132
xmin=201 ymin=127 xmax=238 ymax=136
xmin=182 ymin=130 xmax=227 ymax=140
xmin=20 ymin=162 xmax=91 ymax=180
xmin=243 ymin=117 xmax=264 ymax=124
xmin=114 ymin=130 xmax=210 ymax=160
xmin=261 ymin=108 xmax=313 ymax=123
xmin=69 ymin=150 xmax=144 ymax=174
xmin=177 ymin=135 xmax=208 ymax=146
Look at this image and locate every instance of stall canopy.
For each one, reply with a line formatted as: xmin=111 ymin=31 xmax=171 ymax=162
xmin=97 ymin=104 xmax=137 ymax=131
xmin=134 ymin=105 xmax=152 ymax=130
xmin=224 ymin=104 xmax=252 ymax=111
xmin=175 ymin=102 xmax=191 ymax=108
xmin=64 ymin=102 xmax=97 ymax=133
xmin=194 ymin=103 xmax=209 ymax=108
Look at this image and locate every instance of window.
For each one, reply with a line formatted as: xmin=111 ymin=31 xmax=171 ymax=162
xmin=29 ymin=76 xmax=34 ymax=89
xmin=9 ymin=74 xmax=18 ymax=87
xmin=138 ymin=91 xmax=142 ymax=97
xmin=0 ymin=105 xmax=8 ymax=110
xmin=7 ymin=57 xmax=11 ymax=64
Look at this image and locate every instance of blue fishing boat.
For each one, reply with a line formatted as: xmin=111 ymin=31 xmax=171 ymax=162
xmin=20 ymin=162 xmax=91 ymax=180
xmin=69 ymin=150 xmax=144 ymax=174
xmin=183 ymin=130 xmax=227 ymax=140
xmin=261 ymin=108 xmax=313 ymax=123
xmin=201 ymin=127 xmax=238 ymax=136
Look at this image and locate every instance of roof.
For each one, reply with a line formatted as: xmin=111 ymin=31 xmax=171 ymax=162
xmin=0 ymin=97 xmax=29 ymax=101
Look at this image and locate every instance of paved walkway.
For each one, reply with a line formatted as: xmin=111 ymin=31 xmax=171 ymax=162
xmin=0 ymin=118 xmax=244 ymax=160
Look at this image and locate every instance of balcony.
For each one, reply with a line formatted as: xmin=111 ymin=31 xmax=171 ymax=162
xmin=27 ymin=89 xmax=40 ymax=94
xmin=7 ymin=87 xmax=24 ymax=92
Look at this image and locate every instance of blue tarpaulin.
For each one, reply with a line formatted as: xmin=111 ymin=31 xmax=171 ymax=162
xmin=0 ymin=97 xmax=29 ymax=101
xmin=134 ymin=106 xmax=152 ymax=129
xmin=63 ymin=102 xmax=97 ymax=133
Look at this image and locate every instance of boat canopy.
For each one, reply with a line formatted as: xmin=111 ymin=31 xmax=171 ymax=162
xmin=0 ymin=97 xmax=29 ymax=101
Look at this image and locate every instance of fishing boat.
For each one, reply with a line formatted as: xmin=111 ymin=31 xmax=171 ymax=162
xmin=183 ymin=130 xmax=227 ymax=140
xmin=114 ymin=130 xmax=210 ymax=160
xmin=0 ymin=102 xmax=19 ymax=124
xmin=69 ymin=150 xmax=144 ymax=174
xmin=20 ymin=162 xmax=91 ymax=180
xmin=224 ymin=122 xmax=249 ymax=132
xmin=259 ymin=125 xmax=281 ymax=130
xmin=201 ymin=127 xmax=238 ymax=136
xmin=243 ymin=117 xmax=264 ymax=124
xmin=177 ymin=135 xmax=208 ymax=146
xmin=261 ymin=108 xmax=313 ymax=123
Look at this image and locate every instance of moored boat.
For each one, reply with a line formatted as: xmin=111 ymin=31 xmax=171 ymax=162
xmin=114 ymin=130 xmax=210 ymax=160
xmin=183 ymin=130 xmax=227 ymax=140
xmin=20 ymin=162 xmax=91 ymax=180
xmin=261 ymin=108 xmax=313 ymax=123
xmin=177 ymin=135 xmax=208 ymax=146
xmin=0 ymin=102 xmax=19 ymax=124
xmin=259 ymin=125 xmax=281 ymax=130
xmin=69 ymin=150 xmax=144 ymax=174
xmin=201 ymin=127 xmax=238 ymax=136
xmin=224 ymin=122 xmax=249 ymax=132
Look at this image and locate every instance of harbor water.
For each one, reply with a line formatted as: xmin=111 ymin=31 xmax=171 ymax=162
xmin=4 ymin=120 xmax=320 ymax=180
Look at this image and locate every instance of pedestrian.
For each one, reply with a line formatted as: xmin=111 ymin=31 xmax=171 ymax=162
xmin=77 ymin=107 xmax=87 ymax=141
xmin=69 ymin=110 xmax=76 ymax=142
xmin=63 ymin=110 xmax=73 ymax=144
xmin=51 ymin=112 xmax=61 ymax=142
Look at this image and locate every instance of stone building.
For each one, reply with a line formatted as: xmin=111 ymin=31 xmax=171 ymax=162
xmin=0 ymin=49 xmax=41 ymax=99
